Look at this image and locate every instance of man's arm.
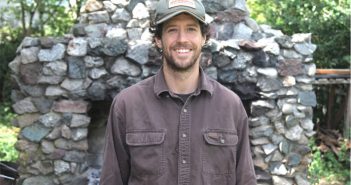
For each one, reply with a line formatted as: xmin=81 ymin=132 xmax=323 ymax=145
xmin=235 ymin=107 xmax=257 ymax=185
xmin=100 ymin=98 xmax=130 ymax=185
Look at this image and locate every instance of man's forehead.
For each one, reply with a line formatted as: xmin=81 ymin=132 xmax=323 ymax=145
xmin=163 ymin=13 xmax=200 ymax=26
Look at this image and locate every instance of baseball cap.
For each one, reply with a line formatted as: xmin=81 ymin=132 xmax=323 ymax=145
xmin=155 ymin=0 xmax=206 ymax=25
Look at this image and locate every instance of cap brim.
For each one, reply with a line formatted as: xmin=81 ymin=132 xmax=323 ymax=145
xmin=156 ymin=10 xmax=206 ymax=25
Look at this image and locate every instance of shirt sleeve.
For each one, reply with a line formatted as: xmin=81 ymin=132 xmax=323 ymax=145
xmin=100 ymin=97 xmax=130 ymax=185
xmin=235 ymin=107 xmax=257 ymax=185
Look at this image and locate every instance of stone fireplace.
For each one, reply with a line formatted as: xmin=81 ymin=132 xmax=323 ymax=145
xmin=9 ymin=0 xmax=317 ymax=184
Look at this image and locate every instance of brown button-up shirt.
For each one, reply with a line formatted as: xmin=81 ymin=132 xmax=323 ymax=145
xmin=100 ymin=68 xmax=256 ymax=185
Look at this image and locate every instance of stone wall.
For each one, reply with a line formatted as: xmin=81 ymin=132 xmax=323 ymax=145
xmin=8 ymin=0 xmax=317 ymax=184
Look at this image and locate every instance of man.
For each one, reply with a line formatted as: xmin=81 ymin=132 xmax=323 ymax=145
xmin=100 ymin=0 xmax=257 ymax=184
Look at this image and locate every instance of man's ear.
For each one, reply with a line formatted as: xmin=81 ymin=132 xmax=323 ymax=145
xmin=155 ymin=37 xmax=162 ymax=49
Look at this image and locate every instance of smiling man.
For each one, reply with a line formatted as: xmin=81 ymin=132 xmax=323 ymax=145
xmin=100 ymin=0 xmax=257 ymax=184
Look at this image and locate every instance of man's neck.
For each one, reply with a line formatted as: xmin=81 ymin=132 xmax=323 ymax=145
xmin=163 ymin=63 xmax=200 ymax=94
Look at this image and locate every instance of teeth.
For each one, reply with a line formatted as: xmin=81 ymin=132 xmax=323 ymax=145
xmin=176 ymin=49 xmax=190 ymax=53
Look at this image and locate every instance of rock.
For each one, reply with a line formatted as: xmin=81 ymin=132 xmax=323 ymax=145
xmin=42 ymin=61 xmax=67 ymax=76
xmin=67 ymin=38 xmax=88 ymax=56
xmin=272 ymin=175 xmax=293 ymax=185
xmin=88 ymin=81 xmax=107 ymax=100
xmin=67 ymin=56 xmax=86 ymax=79
xmin=71 ymin=114 xmax=91 ymax=127
xmin=285 ymin=125 xmax=303 ymax=141
xmin=111 ymin=57 xmax=141 ymax=77
xmin=39 ymin=112 xmax=62 ymax=127
xmin=71 ymin=128 xmax=88 ymax=141
xmin=53 ymin=100 xmax=90 ymax=113
xmin=38 ymin=44 xmax=66 ymax=62
xmin=89 ymin=68 xmax=108 ymax=79
xmin=54 ymin=160 xmax=70 ymax=175
xmin=20 ymin=47 xmax=40 ymax=64
xmin=21 ymin=37 xmax=40 ymax=47
xmin=132 ymin=3 xmax=149 ymax=19
xmin=12 ymin=97 xmax=38 ymax=114
xmin=126 ymin=40 xmax=151 ymax=65
xmin=23 ymin=176 xmax=54 ymax=185
xmin=262 ymin=144 xmax=278 ymax=155
xmin=257 ymin=68 xmax=278 ymax=78
xmin=111 ymin=8 xmax=131 ymax=23
xmin=298 ymin=91 xmax=317 ymax=107
xmin=277 ymin=59 xmax=304 ymax=76
xmin=84 ymin=0 xmax=104 ymax=12
xmin=84 ymin=23 xmax=108 ymax=38
xmin=19 ymin=62 xmax=42 ymax=85
xmin=21 ymin=123 xmax=51 ymax=143
xmin=101 ymin=38 xmax=128 ymax=56
xmin=88 ymin=11 xmax=110 ymax=24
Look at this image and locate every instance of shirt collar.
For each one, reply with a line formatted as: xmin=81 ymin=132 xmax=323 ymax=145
xmin=154 ymin=66 xmax=214 ymax=97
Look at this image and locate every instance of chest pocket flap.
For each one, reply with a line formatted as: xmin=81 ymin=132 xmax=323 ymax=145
xmin=126 ymin=131 xmax=165 ymax=146
xmin=204 ymin=130 xmax=238 ymax=146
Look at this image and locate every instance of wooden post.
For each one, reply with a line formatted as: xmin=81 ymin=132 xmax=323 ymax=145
xmin=344 ymin=84 xmax=351 ymax=138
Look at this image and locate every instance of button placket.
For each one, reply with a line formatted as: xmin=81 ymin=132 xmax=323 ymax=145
xmin=178 ymin=102 xmax=191 ymax=185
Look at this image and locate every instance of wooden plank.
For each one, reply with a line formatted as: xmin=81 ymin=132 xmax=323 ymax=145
xmin=316 ymin=69 xmax=351 ymax=75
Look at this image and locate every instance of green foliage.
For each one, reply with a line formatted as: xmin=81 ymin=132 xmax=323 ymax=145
xmin=0 ymin=102 xmax=18 ymax=162
xmin=247 ymin=0 xmax=350 ymax=68
xmin=308 ymin=138 xmax=351 ymax=184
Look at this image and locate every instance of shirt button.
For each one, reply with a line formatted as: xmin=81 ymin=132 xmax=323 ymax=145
xmin=182 ymin=160 xmax=187 ymax=164
xmin=182 ymin=133 xmax=187 ymax=138
xmin=183 ymin=108 xmax=187 ymax=113
xmin=220 ymin=139 xmax=225 ymax=144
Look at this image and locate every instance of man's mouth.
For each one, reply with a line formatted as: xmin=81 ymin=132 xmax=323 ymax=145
xmin=175 ymin=48 xmax=191 ymax=53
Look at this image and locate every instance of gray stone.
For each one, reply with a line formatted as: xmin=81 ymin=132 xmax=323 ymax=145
xmin=272 ymin=175 xmax=293 ymax=185
xmin=305 ymin=63 xmax=316 ymax=76
xmin=127 ymin=28 xmax=143 ymax=40
xmin=16 ymin=113 xmax=40 ymax=128
xmin=250 ymin=125 xmax=274 ymax=138
xmin=38 ymin=75 xmax=65 ymax=85
xmin=88 ymin=81 xmax=107 ymax=100
xmin=54 ymin=138 xmax=71 ymax=149
xmin=54 ymin=160 xmax=70 ymax=175
xmin=8 ymin=56 xmax=21 ymax=74
xmin=295 ymin=174 xmax=310 ymax=185
xmin=84 ymin=56 xmax=104 ymax=68
xmin=257 ymin=77 xmax=282 ymax=92
xmin=257 ymin=68 xmax=278 ymax=78
xmin=294 ymin=42 xmax=317 ymax=56
xmin=106 ymin=27 xmax=127 ymax=39
xmin=300 ymin=119 xmax=314 ymax=131
xmin=21 ymin=37 xmax=40 ymax=47
xmin=111 ymin=57 xmax=141 ymax=77
xmin=67 ymin=56 xmax=86 ymax=79
xmin=285 ymin=125 xmax=303 ymax=141
xmin=260 ymin=25 xmax=284 ymax=37
xmin=287 ymin=153 xmax=301 ymax=166
xmin=251 ymin=100 xmax=275 ymax=116
xmin=72 ymin=128 xmax=88 ymax=141
xmin=291 ymin=33 xmax=312 ymax=43
xmin=42 ymin=61 xmax=67 ymax=76
xmin=45 ymin=86 xmax=67 ymax=97
xmin=218 ymin=70 xmax=237 ymax=83
xmin=298 ymin=91 xmax=317 ymax=107
xmin=19 ymin=62 xmax=42 ymax=85
xmin=204 ymin=66 xmax=217 ymax=80
xmin=21 ymin=123 xmax=51 ymax=142
xmin=282 ymin=76 xmax=296 ymax=87
xmin=31 ymin=160 xmax=54 ymax=175
xmin=103 ymin=1 xmax=117 ymax=12
xmin=71 ymin=114 xmax=91 ymax=127
xmin=101 ymin=38 xmax=128 ymax=56
xmin=88 ymin=10 xmax=110 ymax=24
xmin=63 ymin=151 xmax=87 ymax=163
xmin=275 ymin=35 xmax=294 ymax=48
xmin=212 ymin=52 xmax=232 ymax=68
xmin=232 ymin=51 xmax=252 ymax=69
xmin=39 ymin=112 xmax=62 ymax=127
xmin=85 ymin=23 xmax=108 ymax=38
xmin=23 ymin=176 xmax=54 ymax=185
xmin=12 ymin=97 xmax=38 ymax=114
xmin=270 ymin=163 xmax=288 ymax=175
xmin=274 ymin=121 xmax=285 ymax=134
xmin=262 ymin=144 xmax=278 ymax=155
xmin=132 ymin=3 xmax=149 ymax=19
xmin=271 ymin=134 xmax=285 ymax=145
xmin=61 ymin=124 xmax=72 ymax=139
xmin=249 ymin=116 xmax=269 ymax=127
xmin=46 ymin=127 xmax=61 ymax=140
xmin=60 ymin=78 xmax=85 ymax=93
xmin=20 ymin=47 xmax=40 ymax=64
xmin=89 ymin=68 xmax=108 ymax=79
xmin=38 ymin=43 xmax=66 ymax=62
xmin=142 ymin=65 xmax=160 ymax=78
xmin=271 ymin=151 xmax=284 ymax=161
xmin=215 ymin=23 xmax=234 ymax=40
xmin=72 ymin=24 xmax=86 ymax=37
xmin=232 ymin=22 xmax=253 ymax=40
xmin=67 ymin=38 xmax=88 ymax=56
xmin=41 ymin=140 xmax=55 ymax=154
xmin=282 ymin=49 xmax=303 ymax=59
xmin=251 ymin=137 xmax=270 ymax=145
xmin=285 ymin=115 xmax=299 ymax=128
xmin=126 ymin=40 xmax=151 ymax=65
xmin=111 ymin=8 xmax=131 ymax=23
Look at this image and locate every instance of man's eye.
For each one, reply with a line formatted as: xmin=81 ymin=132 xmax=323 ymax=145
xmin=167 ymin=28 xmax=178 ymax=33
xmin=188 ymin=28 xmax=197 ymax=32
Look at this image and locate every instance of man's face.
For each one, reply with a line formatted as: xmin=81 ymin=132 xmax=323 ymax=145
xmin=155 ymin=13 xmax=206 ymax=72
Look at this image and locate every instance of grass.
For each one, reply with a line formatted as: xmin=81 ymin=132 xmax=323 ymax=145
xmin=0 ymin=102 xmax=19 ymax=162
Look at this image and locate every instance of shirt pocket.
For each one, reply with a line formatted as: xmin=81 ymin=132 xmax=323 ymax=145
xmin=202 ymin=129 xmax=238 ymax=175
xmin=126 ymin=130 xmax=166 ymax=178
